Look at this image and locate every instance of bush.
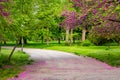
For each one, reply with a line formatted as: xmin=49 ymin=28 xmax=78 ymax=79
xmin=88 ymin=26 xmax=120 ymax=46
xmin=102 ymin=42 xmax=118 ymax=46
xmin=0 ymin=53 xmax=8 ymax=68
xmin=81 ymin=40 xmax=94 ymax=46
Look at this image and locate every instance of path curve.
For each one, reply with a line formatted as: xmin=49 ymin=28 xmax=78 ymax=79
xmin=4 ymin=47 xmax=120 ymax=80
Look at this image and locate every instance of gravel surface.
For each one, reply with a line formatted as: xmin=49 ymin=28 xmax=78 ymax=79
xmin=4 ymin=47 xmax=120 ymax=80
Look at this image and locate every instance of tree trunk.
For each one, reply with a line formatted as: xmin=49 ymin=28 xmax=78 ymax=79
xmin=4 ymin=41 xmax=6 ymax=44
xmin=19 ymin=37 xmax=22 ymax=44
xmin=21 ymin=37 xmax=24 ymax=52
xmin=73 ymin=37 xmax=75 ymax=44
xmin=46 ymin=27 xmax=49 ymax=45
xmin=0 ymin=45 xmax=1 ymax=53
xmin=8 ymin=40 xmax=18 ymax=62
xmin=58 ymin=27 xmax=61 ymax=44
xmin=119 ymin=41 xmax=120 ymax=46
xmin=58 ymin=38 xmax=61 ymax=44
xmin=19 ymin=37 xmax=27 ymax=45
xmin=41 ymin=36 xmax=44 ymax=44
xmin=23 ymin=37 xmax=27 ymax=44
xmin=0 ymin=41 xmax=1 ymax=52
xmin=70 ymin=29 xmax=73 ymax=45
xmin=62 ymin=34 xmax=65 ymax=41
xmin=82 ymin=28 xmax=87 ymax=41
xmin=65 ymin=29 xmax=69 ymax=45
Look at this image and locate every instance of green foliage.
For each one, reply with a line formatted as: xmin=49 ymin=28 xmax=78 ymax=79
xmin=88 ymin=27 xmax=119 ymax=46
xmin=0 ymin=49 xmax=33 ymax=80
xmin=81 ymin=40 xmax=94 ymax=46
xmin=102 ymin=42 xmax=118 ymax=46
xmin=89 ymin=32 xmax=119 ymax=46
xmin=88 ymin=35 xmax=104 ymax=45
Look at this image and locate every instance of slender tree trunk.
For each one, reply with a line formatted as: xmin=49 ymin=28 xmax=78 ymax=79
xmin=66 ymin=29 xmax=69 ymax=45
xmin=21 ymin=37 xmax=24 ymax=52
xmin=19 ymin=37 xmax=22 ymax=44
xmin=73 ymin=37 xmax=75 ymax=44
xmin=58 ymin=27 xmax=61 ymax=44
xmin=119 ymin=41 xmax=120 ymax=46
xmin=62 ymin=34 xmax=65 ymax=40
xmin=36 ymin=38 xmax=38 ymax=42
xmin=46 ymin=27 xmax=49 ymax=45
xmin=8 ymin=40 xmax=18 ymax=62
xmin=0 ymin=45 xmax=1 ymax=53
xmin=23 ymin=37 xmax=27 ymax=44
xmin=0 ymin=41 xmax=1 ymax=53
xmin=41 ymin=36 xmax=44 ymax=44
xmin=70 ymin=29 xmax=73 ymax=45
xmin=4 ymin=41 xmax=6 ymax=44
xmin=107 ymin=40 xmax=111 ymax=49
xmin=19 ymin=37 xmax=27 ymax=45
xmin=58 ymin=38 xmax=61 ymax=44
xmin=82 ymin=27 xmax=87 ymax=41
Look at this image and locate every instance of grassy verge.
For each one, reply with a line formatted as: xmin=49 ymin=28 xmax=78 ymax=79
xmin=2 ymin=42 xmax=120 ymax=67
xmin=22 ymin=42 xmax=120 ymax=67
xmin=43 ymin=45 xmax=120 ymax=67
xmin=0 ymin=49 xmax=33 ymax=80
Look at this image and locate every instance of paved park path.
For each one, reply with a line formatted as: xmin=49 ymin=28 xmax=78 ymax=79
xmin=5 ymin=47 xmax=120 ymax=80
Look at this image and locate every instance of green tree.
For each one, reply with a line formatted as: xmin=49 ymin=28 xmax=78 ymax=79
xmin=7 ymin=0 xmax=36 ymax=61
xmin=35 ymin=0 xmax=66 ymax=45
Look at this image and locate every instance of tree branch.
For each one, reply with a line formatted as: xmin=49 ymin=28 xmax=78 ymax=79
xmin=108 ymin=19 xmax=120 ymax=23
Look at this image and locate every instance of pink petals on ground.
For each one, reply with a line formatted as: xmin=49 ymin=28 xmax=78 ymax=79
xmin=7 ymin=49 xmax=120 ymax=80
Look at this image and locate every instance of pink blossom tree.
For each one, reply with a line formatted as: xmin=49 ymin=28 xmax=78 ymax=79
xmin=72 ymin=0 xmax=120 ymax=42
xmin=60 ymin=10 xmax=77 ymax=45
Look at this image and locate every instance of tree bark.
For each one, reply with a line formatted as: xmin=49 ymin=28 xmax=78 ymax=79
xmin=4 ymin=41 xmax=6 ymax=44
xmin=8 ymin=40 xmax=18 ymax=62
xmin=19 ymin=37 xmax=27 ymax=45
xmin=82 ymin=27 xmax=87 ymax=41
xmin=65 ymin=29 xmax=69 ymax=45
xmin=73 ymin=37 xmax=75 ymax=44
xmin=108 ymin=19 xmax=120 ymax=23
xmin=58 ymin=38 xmax=61 ymax=44
xmin=46 ymin=27 xmax=49 ymax=45
xmin=119 ymin=41 xmax=120 ymax=46
xmin=0 ymin=41 xmax=1 ymax=53
xmin=19 ymin=37 xmax=22 ymax=44
xmin=70 ymin=29 xmax=73 ymax=45
xmin=21 ymin=37 xmax=24 ymax=52
xmin=41 ymin=36 xmax=44 ymax=44
xmin=23 ymin=37 xmax=27 ymax=44
xmin=58 ymin=27 xmax=61 ymax=44
xmin=62 ymin=34 xmax=65 ymax=41
xmin=0 ymin=46 xmax=1 ymax=53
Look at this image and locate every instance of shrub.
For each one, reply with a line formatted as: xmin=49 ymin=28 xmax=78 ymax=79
xmin=81 ymin=40 xmax=94 ymax=46
xmin=102 ymin=42 xmax=118 ymax=46
xmin=89 ymin=25 xmax=120 ymax=46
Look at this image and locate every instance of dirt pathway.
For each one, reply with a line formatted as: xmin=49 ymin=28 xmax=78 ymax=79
xmin=5 ymin=47 xmax=120 ymax=80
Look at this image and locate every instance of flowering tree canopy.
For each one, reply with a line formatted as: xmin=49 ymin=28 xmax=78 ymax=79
xmin=0 ymin=0 xmax=10 ymax=17
xmin=60 ymin=10 xmax=77 ymax=30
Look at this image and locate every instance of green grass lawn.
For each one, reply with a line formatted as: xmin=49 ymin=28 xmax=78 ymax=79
xmin=0 ymin=49 xmax=33 ymax=80
xmin=2 ymin=42 xmax=120 ymax=67
xmin=44 ymin=45 xmax=120 ymax=67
